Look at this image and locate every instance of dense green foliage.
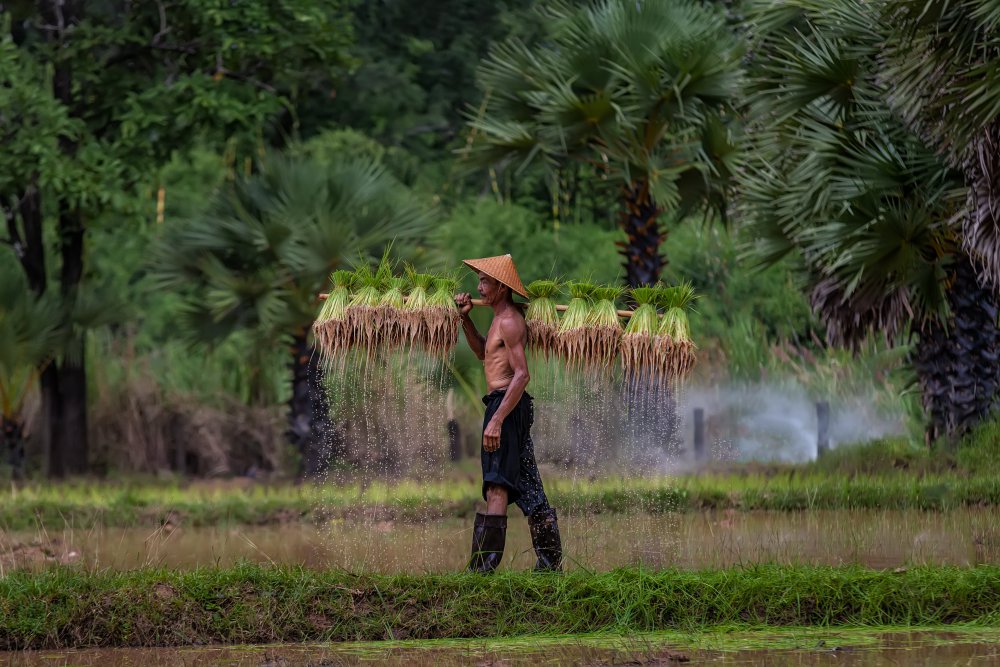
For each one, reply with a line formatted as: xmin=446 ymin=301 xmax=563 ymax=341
xmin=2 ymin=564 xmax=999 ymax=647
xmin=2 ymin=0 xmax=998 ymax=476
xmin=0 ymin=1 xmax=354 ymax=475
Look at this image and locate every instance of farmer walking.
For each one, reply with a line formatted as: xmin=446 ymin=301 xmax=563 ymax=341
xmin=455 ymin=254 xmax=563 ymax=573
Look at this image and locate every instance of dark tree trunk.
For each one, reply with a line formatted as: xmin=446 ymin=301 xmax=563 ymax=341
xmin=58 ymin=350 xmax=89 ymax=473
xmin=617 ymin=180 xmax=675 ymax=456
xmin=288 ymin=332 xmax=334 ymax=479
xmin=448 ymin=420 xmax=461 ymax=461
xmin=40 ymin=0 xmax=89 ymax=476
xmin=912 ymin=249 xmax=1000 ymax=445
xmin=446 ymin=387 xmax=461 ymax=461
xmin=617 ymin=180 xmax=664 ymax=288
xmin=40 ymin=363 xmax=65 ymax=477
xmin=12 ymin=182 xmax=47 ymax=294
xmin=1 ymin=417 xmax=26 ymax=480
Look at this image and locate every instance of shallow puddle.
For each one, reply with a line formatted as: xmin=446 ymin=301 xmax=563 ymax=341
xmin=5 ymin=629 xmax=1000 ymax=665
xmin=2 ymin=508 xmax=998 ymax=572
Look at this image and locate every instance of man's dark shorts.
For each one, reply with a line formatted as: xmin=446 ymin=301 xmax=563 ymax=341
xmin=481 ymin=389 xmax=551 ymax=517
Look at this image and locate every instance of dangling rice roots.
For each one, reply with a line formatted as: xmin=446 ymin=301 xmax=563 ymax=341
xmin=525 ymin=279 xmax=561 ymax=357
xmin=556 ymin=282 xmax=596 ymax=370
xmin=586 ymin=285 xmax=624 ymax=374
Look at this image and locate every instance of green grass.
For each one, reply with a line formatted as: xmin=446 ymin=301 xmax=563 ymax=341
xmin=1 ymin=564 xmax=998 ymax=649
xmin=3 ymin=471 xmax=1000 ymax=530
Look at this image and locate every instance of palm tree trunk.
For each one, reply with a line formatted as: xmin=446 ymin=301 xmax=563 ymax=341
xmin=617 ymin=180 xmax=664 ymax=288
xmin=1 ymin=417 xmax=26 ymax=480
xmin=288 ymin=332 xmax=334 ymax=478
xmin=912 ymin=249 xmax=1000 ymax=445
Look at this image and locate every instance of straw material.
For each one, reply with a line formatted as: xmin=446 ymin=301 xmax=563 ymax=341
xmin=462 ymin=254 xmax=529 ymax=299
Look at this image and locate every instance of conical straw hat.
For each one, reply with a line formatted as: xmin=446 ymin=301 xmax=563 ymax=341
xmin=462 ymin=254 xmax=529 ymax=299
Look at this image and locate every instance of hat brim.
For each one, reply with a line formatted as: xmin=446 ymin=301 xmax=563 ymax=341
xmin=462 ymin=259 xmax=529 ymax=299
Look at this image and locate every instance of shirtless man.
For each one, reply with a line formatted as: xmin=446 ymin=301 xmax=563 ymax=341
xmin=455 ymin=254 xmax=563 ymax=573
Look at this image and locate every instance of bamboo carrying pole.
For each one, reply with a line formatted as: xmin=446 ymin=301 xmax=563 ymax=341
xmin=317 ymin=293 xmax=636 ymax=318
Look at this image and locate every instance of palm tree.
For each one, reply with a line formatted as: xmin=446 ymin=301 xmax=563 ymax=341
xmin=467 ymin=0 xmax=743 ymax=287
xmin=740 ymin=0 xmax=1000 ymax=442
xmin=152 ymin=155 xmax=431 ymax=475
xmin=0 ymin=260 xmax=64 ymax=478
xmin=880 ymin=0 xmax=1000 ymax=285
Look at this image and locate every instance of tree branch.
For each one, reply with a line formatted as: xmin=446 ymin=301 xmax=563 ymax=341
xmin=217 ymin=68 xmax=278 ymax=94
xmin=151 ymin=0 xmax=171 ymax=46
xmin=3 ymin=198 xmax=23 ymax=253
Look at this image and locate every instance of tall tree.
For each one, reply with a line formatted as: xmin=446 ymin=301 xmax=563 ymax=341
xmin=740 ymin=0 xmax=1000 ymax=442
xmin=466 ymin=0 xmax=743 ymax=286
xmin=880 ymin=0 xmax=1000 ymax=286
xmin=152 ymin=155 xmax=430 ymax=476
xmin=0 ymin=2 xmax=352 ymax=475
xmin=311 ymin=0 xmax=534 ymax=158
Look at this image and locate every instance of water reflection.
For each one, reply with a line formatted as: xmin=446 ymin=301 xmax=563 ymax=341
xmin=4 ymin=631 xmax=1000 ymax=666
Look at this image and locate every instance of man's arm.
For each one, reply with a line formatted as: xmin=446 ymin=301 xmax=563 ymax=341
xmin=455 ymin=293 xmax=486 ymax=360
xmin=483 ymin=315 xmax=530 ymax=451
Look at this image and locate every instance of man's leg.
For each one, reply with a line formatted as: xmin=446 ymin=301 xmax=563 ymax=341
xmin=486 ymin=483 xmax=508 ymax=515
xmin=515 ymin=435 xmax=563 ymax=571
xmin=469 ymin=484 xmax=509 ymax=573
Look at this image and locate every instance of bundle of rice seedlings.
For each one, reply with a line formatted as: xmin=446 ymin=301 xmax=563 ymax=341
xmin=525 ymin=279 xmax=561 ymax=356
xmin=556 ymin=282 xmax=596 ymax=368
xmin=377 ymin=276 xmax=408 ymax=352
xmin=656 ymin=282 xmax=697 ymax=379
xmin=621 ymin=286 xmax=660 ymax=383
xmin=313 ymin=269 xmax=355 ymax=362
xmin=345 ymin=263 xmax=384 ymax=356
xmin=426 ymin=276 xmax=461 ymax=358
xmin=403 ymin=267 xmax=436 ymax=350
xmin=587 ymin=285 xmax=625 ymax=371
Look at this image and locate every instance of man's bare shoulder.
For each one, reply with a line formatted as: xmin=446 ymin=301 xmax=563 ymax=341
xmin=497 ymin=308 xmax=527 ymax=342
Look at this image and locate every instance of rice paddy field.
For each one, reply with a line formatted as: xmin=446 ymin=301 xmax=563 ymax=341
xmin=3 ymin=463 xmax=1000 ymax=664
xmin=1 ymin=469 xmax=997 ymax=531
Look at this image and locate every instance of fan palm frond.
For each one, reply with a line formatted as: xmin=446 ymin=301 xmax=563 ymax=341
xmin=741 ymin=0 xmax=961 ymax=346
xmin=881 ymin=0 xmax=1000 ymax=283
xmin=152 ymin=155 xmax=431 ymax=345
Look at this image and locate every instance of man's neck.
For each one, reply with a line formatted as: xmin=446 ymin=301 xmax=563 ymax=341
xmin=491 ymin=299 xmax=514 ymax=317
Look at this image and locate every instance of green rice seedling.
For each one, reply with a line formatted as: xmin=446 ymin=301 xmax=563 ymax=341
xmin=378 ymin=276 xmax=408 ymax=352
xmin=525 ymin=279 xmax=562 ymax=357
xmin=313 ymin=269 xmax=355 ymax=362
xmin=427 ymin=276 xmax=461 ymax=358
xmin=621 ymin=286 xmax=660 ymax=383
xmin=346 ymin=263 xmax=384 ymax=357
xmin=556 ymin=282 xmax=596 ymax=368
xmin=404 ymin=267 xmax=436 ymax=350
xmin=587 ymin=285 xmax=625 ymax=371
xmin=656 ymin=283 xmax=697 ymax=379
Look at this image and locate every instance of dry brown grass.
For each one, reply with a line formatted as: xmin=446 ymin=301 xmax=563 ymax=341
xmin=88 ymin=373 xmax=285 ymax=476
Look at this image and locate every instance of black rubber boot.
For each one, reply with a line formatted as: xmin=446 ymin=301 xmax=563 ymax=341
xmin=468 ymin=512 xmax=507 ymax=573
xmin=528 ymin=507 xmax=563 ymax=572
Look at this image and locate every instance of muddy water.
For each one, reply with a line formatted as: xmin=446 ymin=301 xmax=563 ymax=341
xmin=3 ymin=508 xmax=997 ymax=572
xmin=5 ymin=630 xmax=1000 ymax=665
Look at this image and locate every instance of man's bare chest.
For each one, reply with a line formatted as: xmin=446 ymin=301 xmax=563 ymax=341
xmin=485 ymin=323 xmax=506 ymax=358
